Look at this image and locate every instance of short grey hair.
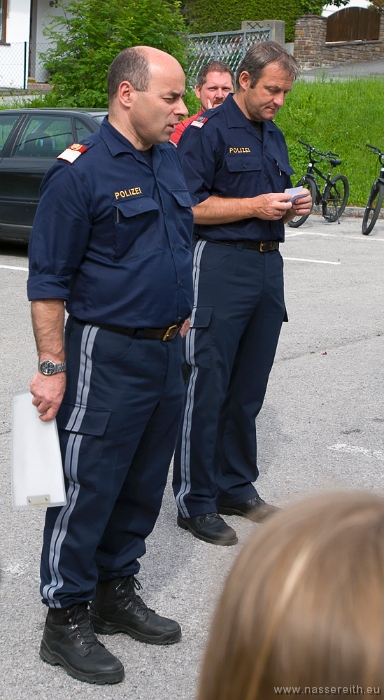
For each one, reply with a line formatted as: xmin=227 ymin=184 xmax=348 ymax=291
xmin=107 ymin=48 xmax=150 ymax=102
xmin=236 ymin=41 xmax=300 ymax=89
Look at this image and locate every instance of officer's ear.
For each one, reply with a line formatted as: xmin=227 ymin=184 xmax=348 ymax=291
xmin=238 ymin=71 xmax=251 ymax=91
xmin=118 ymin=80 xmax=136 ymax=108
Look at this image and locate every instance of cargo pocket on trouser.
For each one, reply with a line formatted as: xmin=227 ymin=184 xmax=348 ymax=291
xmin=184 ymin=306 xmax=213 ymax=369
xmin=56 ymin=403 xmax=112 ymax=493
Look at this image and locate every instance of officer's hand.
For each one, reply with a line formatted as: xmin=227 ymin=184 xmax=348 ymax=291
xmin=180 ymin=319 xmax=191 ymax=337
xmin=30 ymin=372 xmax=66 ymax=422
xmin=283 ymin=191 xmax=313 ymax=223
xmin=254 ymin=193 xmax=292 ymax=221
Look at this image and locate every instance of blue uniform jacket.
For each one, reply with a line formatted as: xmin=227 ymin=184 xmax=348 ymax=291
xmin=27 ymin=118 xmax=194 ymax=327
xmin=177 ymin=93 xmax=295 ymax=242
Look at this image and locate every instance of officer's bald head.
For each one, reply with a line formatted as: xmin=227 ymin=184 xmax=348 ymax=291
xmin=107 ymin=46 xmax=183 ymax=104
xmin=107 ymin=48 xmax=150 ymax=102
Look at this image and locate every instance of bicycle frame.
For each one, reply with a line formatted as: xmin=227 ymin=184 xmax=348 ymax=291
xmin=305 ymin=160 xmax=337 ymax=206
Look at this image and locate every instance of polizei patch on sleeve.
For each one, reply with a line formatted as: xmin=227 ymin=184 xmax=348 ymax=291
xmin=191 ymin=116 xmax=209 ymax=129
xmin=57 ymin=143 xmax=88 ymax=163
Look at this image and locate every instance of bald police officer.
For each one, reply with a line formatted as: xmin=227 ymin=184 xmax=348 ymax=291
xmin=173 ymin=42 xmax=312 ymax=545
xmin=28 ymin=47 xmax=193 ymax=684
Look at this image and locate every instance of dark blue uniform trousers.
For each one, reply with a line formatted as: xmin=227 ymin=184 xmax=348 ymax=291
xmin=41 ymin=317 xmax=184 ymax=608
xmin=173 ymin=239 xmax=286 ymax=518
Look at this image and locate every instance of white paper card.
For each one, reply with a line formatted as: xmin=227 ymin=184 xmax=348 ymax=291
xmin=285 ymin=186 xmax=308 ymax=202
xmin=11 ymin=390 xmax=67 ymax=510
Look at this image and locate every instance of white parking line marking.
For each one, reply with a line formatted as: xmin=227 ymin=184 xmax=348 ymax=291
xmin=283 ymin=257 xmax=341 ymax=265
xmin=286 ymin=231 xmax=384 ymax=241
xmin=0 ymin=264 xmax=28 ymax=271
xmin=286 ymin=231 xmax=329 ymax=237
xmin=328 ymin=443 xmax=384 ymax=462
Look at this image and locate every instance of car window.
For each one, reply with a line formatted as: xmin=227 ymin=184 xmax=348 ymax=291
xmin=13 ymin=116 xmax=74 ymax=158
xmin=92 ymin=115 xmax=105 ymax=125
xmin=0 ymin=114 xmax=19 ymax=153
xmin=75 ymin=118 xmax=94 ymax=142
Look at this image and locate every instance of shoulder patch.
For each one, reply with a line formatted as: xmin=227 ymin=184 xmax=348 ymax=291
xmin=190 ymin=116 xmax=209 ymax=129
xmin=57 ymin=143 xmax=88 ymax=164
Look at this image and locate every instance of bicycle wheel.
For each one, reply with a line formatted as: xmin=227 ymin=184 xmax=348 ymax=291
xmin=322 ymin=174 xmax=349 ymax=222
xmin=362 ymin=181 xmax=384 ymax=235
xmin=287 ymin=176 xmax=316 ymax=228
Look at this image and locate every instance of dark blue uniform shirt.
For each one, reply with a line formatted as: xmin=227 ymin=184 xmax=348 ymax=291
xmin=177 ymin=93 xmax=295 ymax=242
xmin=28 ymin=118 xmax=194 ymax=327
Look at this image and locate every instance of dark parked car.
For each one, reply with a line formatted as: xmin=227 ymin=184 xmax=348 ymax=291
xmin=0 ymin=108 xmax=107 ymax=242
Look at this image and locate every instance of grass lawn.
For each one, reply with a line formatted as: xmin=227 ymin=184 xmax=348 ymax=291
xmin=275 ymin=77 xmax=384 ymax=207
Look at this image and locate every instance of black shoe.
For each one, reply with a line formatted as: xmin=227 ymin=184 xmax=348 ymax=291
xmin=39 ymin=603 xmax=124 ymax=685
xmin=177 ymin=512 xmax=238 ymax=545
xmin=217 ymin=495 xmax=280 ymax=522
xmin=89 ymin=576 xmax=181 ymax=645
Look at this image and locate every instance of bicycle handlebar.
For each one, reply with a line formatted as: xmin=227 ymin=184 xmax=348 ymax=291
xmin=297 ymin=139 xmax=340 ymax=162
xmin=366 ymin=143 xmax=384 ymax=165
xmin=366 ymin=143 xmax=384 ymax=155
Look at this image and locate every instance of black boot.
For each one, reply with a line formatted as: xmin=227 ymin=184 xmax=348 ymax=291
xmin=90 ymin=576 xmax=181 ymax=645
xmin=40 ymin=602 xmax=124 ymax=684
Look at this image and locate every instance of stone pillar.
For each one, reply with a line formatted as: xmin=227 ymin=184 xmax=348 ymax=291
xmin=242 ymin=20 xmax=285 ymax=46
xmin=379 ymin=13 xmax=384 ymax=42
xmin=294 ymin=15 xmax=327 ymax=69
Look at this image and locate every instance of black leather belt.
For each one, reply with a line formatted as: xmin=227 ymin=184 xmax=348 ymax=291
xmin=194 ymin=236 xmax=279 ymax=252
xmin=74 ymin=318 xmax=183 ymax=342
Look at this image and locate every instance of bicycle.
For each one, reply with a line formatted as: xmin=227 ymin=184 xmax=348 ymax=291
xmin=362 ymin=144 xmax=384 ymax=235
xmin=288 ymin=139 xmax=349 ymax=228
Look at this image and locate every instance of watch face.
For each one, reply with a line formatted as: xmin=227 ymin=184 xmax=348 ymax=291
xmin=40 ymin=360 xmax=55 ymax=376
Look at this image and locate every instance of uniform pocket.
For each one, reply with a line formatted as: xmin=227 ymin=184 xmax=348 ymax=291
xmin=56 ymin=404 xmax=112 ymax=492
xmin=57 ymin=403 xmax=111 ymax=435
xmin=170 ymin=189 xmax=196 ymax=208
xmin=225 ymin=155 xmax=262 ymax=174
xmin=113 ymin=195 xmax=160 ymax=260
xmin=190 ymin=305 xmax=213 ymax=329
xmin=186 ymin=306 xmax=213 ymax=369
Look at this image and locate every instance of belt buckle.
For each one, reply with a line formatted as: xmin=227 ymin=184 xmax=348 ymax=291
xmin=162 ymin=324 xmax=179 ymax=342
xmin=260 ymin=241 xmax=269 ymax=253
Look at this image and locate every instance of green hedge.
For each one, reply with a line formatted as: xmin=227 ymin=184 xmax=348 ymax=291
xmin=274 ymin=77 xmax=384 ymax=207
xmin=182 ymin=0 xmax=324 ymax=42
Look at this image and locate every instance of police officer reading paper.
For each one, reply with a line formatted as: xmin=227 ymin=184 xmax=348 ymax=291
xmin=173 ymin=42 xmax=312 ymax=545
xmin=27 ymin=46 xmax=193 ymax=685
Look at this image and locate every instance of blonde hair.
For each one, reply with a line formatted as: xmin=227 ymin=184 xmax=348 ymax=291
xmin=197 ymin=492 xmax=384 ymax=700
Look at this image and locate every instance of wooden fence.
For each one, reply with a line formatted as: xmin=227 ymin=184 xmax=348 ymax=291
xmin=326 ymin=7 xmax=380 ymax=43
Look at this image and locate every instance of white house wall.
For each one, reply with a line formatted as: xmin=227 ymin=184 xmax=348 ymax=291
xmin=34 ymin=0 xmax=66 ymax=46
xmin=0 ymin=0 xmax=67 ymax=88
xmin=0 ymin=0 xmax=30 ymax=88
xmin=31 ymin=0 xmax=67 ymax=82
xmin=6 ymin=0 xmax=30 ymax=42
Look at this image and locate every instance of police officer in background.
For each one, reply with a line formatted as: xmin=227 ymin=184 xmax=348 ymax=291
xmin=170 ymin=60 xmax=234 ymax=146
xmin=27 ymin=46 xmax=193 ymax=685
xmin=173 ymin=42 xmax=312 ymax=546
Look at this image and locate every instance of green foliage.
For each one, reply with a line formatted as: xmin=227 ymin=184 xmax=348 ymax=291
xmin=183 ymin=89 xmax=200 ymax=115
xmin=40 ymin=0 xmax=188 ymax=107
xmin=274 ymin=77 xmax=384 ymax=206
xmin=182 ymin=0 xmax=324 ymax=42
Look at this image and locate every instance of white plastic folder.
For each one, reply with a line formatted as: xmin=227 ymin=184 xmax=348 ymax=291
xmin=11 ymin=390 xmax=67 ymax=510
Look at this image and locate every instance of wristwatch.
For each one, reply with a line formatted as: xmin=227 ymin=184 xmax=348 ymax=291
xmin=38 ymin=359 xmax=67 ymax=376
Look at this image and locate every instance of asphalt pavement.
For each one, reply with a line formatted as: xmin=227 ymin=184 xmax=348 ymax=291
xmin=301 ymin=58 xmax=384 ymax=80
xmin=1 ymin=213 xmax=384 ymax=700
